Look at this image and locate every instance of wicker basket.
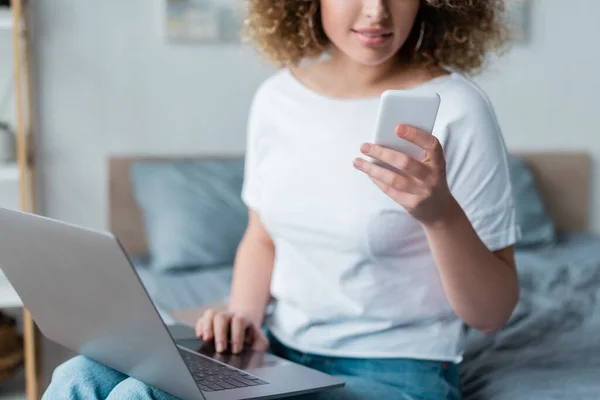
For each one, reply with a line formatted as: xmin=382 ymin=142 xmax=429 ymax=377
xmin=0 ymin=312 xmax=24 ymax=384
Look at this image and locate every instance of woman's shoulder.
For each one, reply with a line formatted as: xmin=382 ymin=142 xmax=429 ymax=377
xmin=250 ymin=64 xmax=332 ymax=118
xmin=247 ymin=70 xmax=289 ymax=116
xmin=253 ymin=60 xmax=333 ymax=101
xmin=432 ymin=73 xmax=503 ymax=145
xmin=253 ymin=68 xmax=299 ymax=99
xmin=436 ymin=73 xmax=497 ymax=119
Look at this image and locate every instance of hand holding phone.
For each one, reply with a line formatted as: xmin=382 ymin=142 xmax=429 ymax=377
xmin=355 ymin=90 xmax=452 ymax=224
xmin=372 ymin=91 xmax=441 ymax=166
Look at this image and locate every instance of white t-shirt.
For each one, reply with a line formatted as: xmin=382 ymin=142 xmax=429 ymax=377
xmin=242 ymin=69 xmax=518 ymax=362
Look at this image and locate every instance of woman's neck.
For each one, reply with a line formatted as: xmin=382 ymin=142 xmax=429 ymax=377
xmin=294 ymin=50 xmax=447 ymax=100
xmin=326 ymin=50 xmax=403 ymax=88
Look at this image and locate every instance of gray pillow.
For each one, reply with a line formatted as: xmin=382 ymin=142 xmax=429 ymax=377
xmin=508 ymin=156 xmax=557 ymax=248
xmin=130 ymin=160 xmax=248 ymax=272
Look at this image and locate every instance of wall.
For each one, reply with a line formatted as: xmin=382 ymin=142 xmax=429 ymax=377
xmin=30 ymin=0 xmax=600 ymax=231
xmin=31 ymin=0 xmax=273 ymax=230
xmin=0 ymin=12 xmax=17 ymax=210
xmin=0 ymin=25 xmax=15 ymax=126
xmin=475 ymin=0 xmax=600 ymax=229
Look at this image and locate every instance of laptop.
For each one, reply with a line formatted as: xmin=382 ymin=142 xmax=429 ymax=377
xmin=0 ymin=207 xmax=344 ymax=399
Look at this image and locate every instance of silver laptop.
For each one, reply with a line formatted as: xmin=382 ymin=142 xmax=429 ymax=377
xmin=0 ymin=207 xmax=344 ymax=399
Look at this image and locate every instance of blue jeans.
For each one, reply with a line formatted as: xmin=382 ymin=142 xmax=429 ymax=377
xmin=43 ymin=335 xmax=462 ymax=400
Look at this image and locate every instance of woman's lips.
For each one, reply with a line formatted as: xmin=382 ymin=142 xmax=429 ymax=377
xmin=352 ymin=28 xmax=394 ymax=47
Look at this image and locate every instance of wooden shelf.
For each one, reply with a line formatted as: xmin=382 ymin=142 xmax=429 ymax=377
xmin=10 ymin=0 xmax=42 ymax=397
xmin=0 ymin=8 xmax=12 ymax=31
xmin=0 ymin=270 xmax=22 ymax=308
xmin=0 ymin=162 xmax=18 ymax=182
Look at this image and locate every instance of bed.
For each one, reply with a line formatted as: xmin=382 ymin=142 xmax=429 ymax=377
xmin=108 ymin=152 xmax=600 ymax=399
xmin=108 ymin=156 xmax=238 ymax=315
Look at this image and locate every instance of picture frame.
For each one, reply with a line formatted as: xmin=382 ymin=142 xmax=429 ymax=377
xmin=505 ymin=0 xmax=532 ymax=42
xmin=164 ymin=0 xmax=243 ymax=43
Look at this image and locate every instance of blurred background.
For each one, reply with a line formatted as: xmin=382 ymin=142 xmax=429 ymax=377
xmin=0 ymin=0 xmax=599 ymax=399
xmin=0 ymin=0 xmax=596 ymax=231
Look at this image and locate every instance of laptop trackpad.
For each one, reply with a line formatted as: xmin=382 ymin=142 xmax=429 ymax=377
xmin=176 ymin=338 xmax=284 ymax=370
xmin=169 ymin=324 xmax=285 ymax=370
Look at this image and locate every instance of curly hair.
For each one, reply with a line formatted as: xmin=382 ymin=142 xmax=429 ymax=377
xmin=243 ymin=0 xmax=509 ymax=74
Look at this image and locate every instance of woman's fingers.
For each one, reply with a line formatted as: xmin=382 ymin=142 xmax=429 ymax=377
xmin=201 ymin=309 xmax=215 ymax=341
xmin=395 ymin=125 xmax=434 ymax=150
xmin=360 ymin=142 xmax=430 ymax=180
xmin=369 ymin=177 xmax=415 ymax=206
xmin=195 ymin=315 xmax=204 ymax=339
xmin=230 ymin=315 xmax=250 ymax=354
xmin=396 ymin=125 xmax=445 ymax=166
xmin=196 ymin=310 xmax=268 ymax=355
xmin=213 ymin=312 xmax=233 ymax=353
xmin=353 ymin=158 xmax=419 ymax=194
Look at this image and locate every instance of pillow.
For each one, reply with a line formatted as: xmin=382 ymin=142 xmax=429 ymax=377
xmin=131 ymin=160 xmax=248 ymax=272
xmin=508 ymin=156 xmax=557 ymax=248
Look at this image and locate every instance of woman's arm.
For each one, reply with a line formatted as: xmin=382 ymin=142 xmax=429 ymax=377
xmin=228 ymin=210 xmax=275 ymax=327
xmin=198 ymin=210 xmax=274 ymax=354
xmin=422 ymin=201 xmax=518 ymax=333
xmin=354 ymin=124 xmax=519 ymax=333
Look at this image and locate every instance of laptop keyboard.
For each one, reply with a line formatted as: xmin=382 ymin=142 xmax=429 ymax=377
xmin=179 ymin=349 xmax=269 ymax=392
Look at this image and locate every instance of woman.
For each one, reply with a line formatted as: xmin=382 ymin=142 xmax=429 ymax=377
xmin=44 ymin=0 xmax=519 ymax=399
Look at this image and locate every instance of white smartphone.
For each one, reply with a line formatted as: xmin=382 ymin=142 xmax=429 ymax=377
xmin=372 ymin=90 xmax=441 ymax=165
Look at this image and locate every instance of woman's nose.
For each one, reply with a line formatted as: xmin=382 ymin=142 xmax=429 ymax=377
xmin=363 ymin=0 xmax=390 ymax=21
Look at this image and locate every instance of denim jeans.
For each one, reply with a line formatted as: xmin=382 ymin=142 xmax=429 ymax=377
xmin=43 ymin=334 xmax=461 ymax=400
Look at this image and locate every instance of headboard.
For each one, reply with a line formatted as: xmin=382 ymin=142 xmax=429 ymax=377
xmin=513 ymin=152 xmax=592 ymax=234
xmin=108 ymin=152 xmax=592 ymax=257
xmin=108 ymin=155 xmax=243 ymax=257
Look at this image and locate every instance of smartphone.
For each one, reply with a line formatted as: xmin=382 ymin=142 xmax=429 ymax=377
xmin=372 ymin=91 xmax=441 ymax=164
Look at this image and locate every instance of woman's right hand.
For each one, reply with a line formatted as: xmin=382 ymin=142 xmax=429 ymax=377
xmin=195 ymin=309 xmax=269 ymax=354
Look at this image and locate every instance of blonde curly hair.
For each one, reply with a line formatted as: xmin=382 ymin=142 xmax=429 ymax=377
xmin=243 ymin=0 xmax=509 ymax=74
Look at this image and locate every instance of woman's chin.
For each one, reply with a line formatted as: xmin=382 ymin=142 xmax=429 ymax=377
xmin=345 ymin=50 xmax=400 ymax=68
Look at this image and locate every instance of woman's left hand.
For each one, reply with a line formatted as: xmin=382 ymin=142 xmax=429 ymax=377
xmin=354 ymin=124 xmax=459 ymax=226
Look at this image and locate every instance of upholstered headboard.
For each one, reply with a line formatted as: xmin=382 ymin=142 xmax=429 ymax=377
xmin=108 ymin=152 xmax=592 ymax=257
xmin=512 ymin=152 xmax=592 ymax=234
xmin=108 ymin=155 xmax=244 ymax=257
